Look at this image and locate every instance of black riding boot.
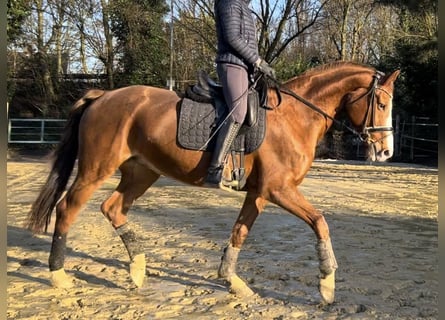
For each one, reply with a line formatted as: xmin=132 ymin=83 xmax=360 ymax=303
xmin=204 ymin=119 xmax=241 ymax=188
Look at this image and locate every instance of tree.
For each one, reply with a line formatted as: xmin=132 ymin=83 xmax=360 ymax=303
xmin=7 ymin=0 xmax=32 ymax=103
xmin=100 ymin=0 xmax=115 ymax=88
xmin=7 ymin=0 xmax=437 ymax=122
xmin=171 ymin=0 xmax=329 ymax=82
xmin=377 ymin=0 xmax=438 ymax=119
xmin=65 ymin=0 xmax=90 ymax=73
xmin=7 ymin=0 xmax=31 ymax=43
xmin=254 ymin=0 xmax=328 ymax=63
xmin=31 ymin=0 xmax=57 ymax=108
xmin=317 ymin=0 xmax=398 ymax=64
xmin=109 ymin=0 xmax=170 ymax=86
xmin=172 ymin=0 xmax=217 ymax=87
xmin=64 ymin=0 xmax=116 ymax=88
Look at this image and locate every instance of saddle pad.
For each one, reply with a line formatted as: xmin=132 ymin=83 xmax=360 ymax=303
xmin=177 ymin=98 xmax=266 ymax=153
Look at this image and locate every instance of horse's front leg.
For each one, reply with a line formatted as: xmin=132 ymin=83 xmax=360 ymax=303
xmin=218 ymin=192 xmax=266 ymax=297
xmin=316 ymin=236 xmax=337 ymax=304
xmin=269 ymin=186 xmax=338 ymax=304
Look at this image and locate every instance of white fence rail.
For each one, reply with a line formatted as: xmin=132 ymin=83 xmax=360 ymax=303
xmin=8 ymin=118 xmax=67 ymax=144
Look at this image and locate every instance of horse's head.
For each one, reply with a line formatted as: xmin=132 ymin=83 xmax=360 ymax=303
xmin=344 ymin=69 xmax=400 ymax=162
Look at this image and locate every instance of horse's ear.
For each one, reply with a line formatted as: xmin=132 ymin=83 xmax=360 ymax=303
xmin=382 ymin=70 xmax=401 ymax=85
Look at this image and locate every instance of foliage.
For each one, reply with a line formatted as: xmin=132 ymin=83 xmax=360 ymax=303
xmin=376 ymin=0 xmax=438 ymax=120
xmin=6 ymin=0 xmax=438 ymax=123
xmin=7 ymin=0 xmax=31 ymax=43
xmin=7 ymin=0 xmax=32 ymax=103
xmin=172 ymin=2 xmax=217 ymax=88
xmin=109 ymin=0 xmax=170 ymax=86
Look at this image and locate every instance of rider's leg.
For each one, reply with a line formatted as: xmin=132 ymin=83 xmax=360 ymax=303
xmin=204 ymin=63 xmax=248 ymax=187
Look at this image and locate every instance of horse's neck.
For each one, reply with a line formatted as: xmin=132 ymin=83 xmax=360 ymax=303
xmin=280 ymin=70 xmax=372 ymax=142
xmin=285 ymin=71 xmax=370 ymax=117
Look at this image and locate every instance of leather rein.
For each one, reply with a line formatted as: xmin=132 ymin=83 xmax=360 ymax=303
xmin=273 ymin=71 xmax=393 ymax=144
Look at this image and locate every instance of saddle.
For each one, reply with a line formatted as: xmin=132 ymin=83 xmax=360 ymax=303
xmin=177 ymin=71 xmax=269 ymax=190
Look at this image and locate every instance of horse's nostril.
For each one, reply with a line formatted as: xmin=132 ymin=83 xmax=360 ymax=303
xmin=383 ymin=150 xmax=391 ymax=157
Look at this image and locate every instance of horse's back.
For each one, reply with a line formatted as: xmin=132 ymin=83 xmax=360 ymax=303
xmin=77 ymin=85 xmax=182 ymax=163
xmin=81 ymin=85 xmax=180 ymax=130
xmin=85 ymin=85 xmax=179 ymax=115
xmin=75 ymin=85 xmax=209 ymax=182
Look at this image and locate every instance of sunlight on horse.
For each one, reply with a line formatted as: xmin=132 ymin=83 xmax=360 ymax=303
xmin=26 ymin=61 xmax=400 ymax=304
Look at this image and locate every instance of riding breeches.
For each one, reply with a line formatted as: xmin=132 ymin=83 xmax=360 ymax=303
xmin=217 ymin=63 xmax=249 ymax=124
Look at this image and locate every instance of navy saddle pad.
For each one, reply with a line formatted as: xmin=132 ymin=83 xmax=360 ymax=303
xmin=177 ymin=98 xmax=266 ymax=153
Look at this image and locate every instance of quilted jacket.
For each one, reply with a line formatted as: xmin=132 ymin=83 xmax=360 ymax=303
xmin=214 ymin=0 xmax=260 ymax=70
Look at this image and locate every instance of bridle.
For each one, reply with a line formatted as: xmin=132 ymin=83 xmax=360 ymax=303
xmin=276 ymin=71 xmax=393 ymax=145
xmin=356 ymin=71 xmax=393 ymax=144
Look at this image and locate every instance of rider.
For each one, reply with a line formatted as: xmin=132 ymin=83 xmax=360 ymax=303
xmin=204 ymin=0 xmax=276 ymax=188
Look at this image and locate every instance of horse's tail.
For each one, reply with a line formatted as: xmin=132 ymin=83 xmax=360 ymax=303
xmin=26 ymin=89 xmax=106 ymax=234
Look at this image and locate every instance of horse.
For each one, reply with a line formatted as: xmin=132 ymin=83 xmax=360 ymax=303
xmin=26 ymin=61 xmax=400 ymax=304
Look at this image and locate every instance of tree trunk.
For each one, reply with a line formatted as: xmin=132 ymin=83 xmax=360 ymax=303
xmin=79 ymin=21 xmax=88 ymax=73
xmin=339 ymin=1 xmax=351 ymax=61
xmin=100 ymin=0 xmax=114 ymax=89
xmin=36 ymin=0 xmax=56 ymax=110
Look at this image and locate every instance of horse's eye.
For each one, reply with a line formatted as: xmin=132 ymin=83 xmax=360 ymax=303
xmin=378 ymin=103 xmax=385 ymax=110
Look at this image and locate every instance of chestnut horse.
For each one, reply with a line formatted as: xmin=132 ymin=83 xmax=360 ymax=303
xmin=27 ymin=62 xmax=400 ymax=304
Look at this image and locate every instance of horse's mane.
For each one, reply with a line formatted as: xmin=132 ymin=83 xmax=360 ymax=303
xmin=284 ymin=61 xmax=376 ymax=84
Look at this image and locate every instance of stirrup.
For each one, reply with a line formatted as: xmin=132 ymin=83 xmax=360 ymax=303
xmin=219 ymin=171 xmax=246 ymax=192
xmin=220 ymin=179 xmax=240 ymax=192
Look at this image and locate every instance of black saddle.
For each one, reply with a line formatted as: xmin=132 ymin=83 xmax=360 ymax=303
xmin=177 ymin=70 xmax=269 ymax=153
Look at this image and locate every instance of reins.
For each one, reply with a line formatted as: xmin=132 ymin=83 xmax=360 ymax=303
xmin=278 ymin=86 xmax=363 ymax=139
xmin=270 ymin=71 xmax=391 ymax=144
xmin=198 ymin=68 xmax=393 ymax=151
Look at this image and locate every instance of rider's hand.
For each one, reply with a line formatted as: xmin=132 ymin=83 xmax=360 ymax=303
xmin=255 ymin=59 xmax=276 ymax=81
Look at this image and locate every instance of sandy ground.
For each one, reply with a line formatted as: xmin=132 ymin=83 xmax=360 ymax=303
xmin=7 ymin=158 xmax=438 ymax=319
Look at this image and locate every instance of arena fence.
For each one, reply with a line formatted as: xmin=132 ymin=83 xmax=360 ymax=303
xmin=395 ymin=115 xmax=438 ymax=162
xmin=8 ymin=116 xmax=438 ymax=163
xmin=8 ymin=118 xmax=66 ymax=144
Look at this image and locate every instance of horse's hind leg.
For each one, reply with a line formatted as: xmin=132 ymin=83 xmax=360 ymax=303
xmin=218 ymin=191 xmax=267 ymax=297
xmin=50 ymin=168 xmax=116 ymax=288
xmin=101 ymin=159 xmax=160 ymax=287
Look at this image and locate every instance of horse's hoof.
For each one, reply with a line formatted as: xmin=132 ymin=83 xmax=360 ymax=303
xmin=228 ymin=275 xmax=255 ymax=297
xmin=130 ymin=253 xmax=146 ymax=287
xmin=319 ymin=271 xmax=335 ymax=304
xmin=50 ymin=269 xmax=75 ymax=288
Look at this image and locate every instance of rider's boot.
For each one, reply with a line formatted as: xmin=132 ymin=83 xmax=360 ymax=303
xmin=203 ymin=119 xmax=241 ymax=188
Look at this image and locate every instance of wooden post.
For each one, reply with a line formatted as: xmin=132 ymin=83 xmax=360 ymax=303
xmin=356 ymin=140 xmax=360 ymax=158
xmin=394 ymin=114 xmax=400 ymax=157
xmin=410 ymin=115 xmax=415 ymax=161
xmin=40 ymin=120 xmax=45 ymax=143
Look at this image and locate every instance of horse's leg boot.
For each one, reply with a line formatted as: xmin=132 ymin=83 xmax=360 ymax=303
xmin=204 ymin=120 xmax=241 ymax=188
